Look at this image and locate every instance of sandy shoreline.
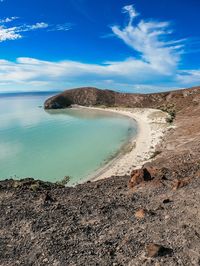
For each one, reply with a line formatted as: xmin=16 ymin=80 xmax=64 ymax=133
xmin=79 ymin=106 xmax=169 ymax=181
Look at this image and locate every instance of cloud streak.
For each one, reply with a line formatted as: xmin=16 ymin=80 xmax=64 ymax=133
xmin=0 ymin=55 xmax=199 ymax=93
xmin=0 ymin=4 xmax=199 ymax=93
xmin=112 ymin=5 xmax=184 ymax=74
xmin=0 ymin=17 xmax=71 ymax=42
xmin=0 ymin=16 xmax=18 ymax=23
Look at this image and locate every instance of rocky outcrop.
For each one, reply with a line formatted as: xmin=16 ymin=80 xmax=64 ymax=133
xmin=128 ymin=167 xmax=157 ymax=188
xmin=44 ymin=94 xmax=72 ymax=109
xmin=44 ymin=86 xmax=200 ymax=111
xmin=44 ymin=87 xmax=116 ymax=109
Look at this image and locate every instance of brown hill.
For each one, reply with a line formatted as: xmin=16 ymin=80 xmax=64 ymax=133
xmin=44 ymin=86 xmax=200 ymax=112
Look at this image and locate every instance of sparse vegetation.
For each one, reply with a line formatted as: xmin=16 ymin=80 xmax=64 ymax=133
xmin=166 ymin=110 xmax=176 ymax=124
xmin=159 ymin=104 xmax=176 ymax=124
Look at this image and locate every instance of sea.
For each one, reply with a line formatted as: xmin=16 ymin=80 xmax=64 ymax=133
xmin=0 ymin=92 xmax=137 ymax=185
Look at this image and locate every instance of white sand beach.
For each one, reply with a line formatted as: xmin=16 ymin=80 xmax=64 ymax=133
xmin=82 ymin=107 xmax=169 ymax=181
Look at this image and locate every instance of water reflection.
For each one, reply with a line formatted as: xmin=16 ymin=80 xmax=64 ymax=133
xmin=0 ymin=142 xmax=22 ymax=160
xmin=45 ymin=107 xmax=125 ymax=120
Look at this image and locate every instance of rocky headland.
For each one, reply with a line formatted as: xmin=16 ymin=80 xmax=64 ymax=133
xmin=0 ymin=86 xmax=200 ymax=265
xmin=44 ymin=86 xmax=200 ymax=112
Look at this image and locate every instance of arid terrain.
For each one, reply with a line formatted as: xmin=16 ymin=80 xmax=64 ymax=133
xmin=0 ymin=86 xmax=200 ymax=266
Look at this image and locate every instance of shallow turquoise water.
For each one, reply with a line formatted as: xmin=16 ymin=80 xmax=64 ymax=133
xmin=0 ymin=94 xmax=137 ymax=184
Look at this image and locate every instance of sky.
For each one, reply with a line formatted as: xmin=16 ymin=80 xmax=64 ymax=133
xmin=0 ymin=0 xmax=199 ymax=93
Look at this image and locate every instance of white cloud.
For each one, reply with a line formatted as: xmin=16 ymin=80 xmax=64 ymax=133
xmin=0 ymin=4 xmax=199 ymax=93
xmin=28 ymin=22 xmax=49 ymax=30
xmin=0 ymin=23 xmax=49 ymax=42
xmin=0 ymin=26 xmax=22 ymax=42
xmin=0 ymin=17 xmax=71 ymax=42
xmin=177 ymin=69 xmax=200 ymax=85
xmin=0 ymin=17 xmax=19 ymax=23
xmin=0 ymin=57 xmax=173 ymax=84
xmin=111 ymin=5 xmax=184 ymax=74
xmin=0 ymin=55 xmax=199 ymax=93
xmin=50 ymin=23 xmax=72 ymax=31
xmin=122 ymin=5 xmax=139 ymax=24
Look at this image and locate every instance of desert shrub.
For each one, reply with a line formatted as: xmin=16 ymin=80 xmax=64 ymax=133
xmin=166 ymin=110 xmax=176 ymax=124
xmin=159 ymin=105 xmax=176 ymax=124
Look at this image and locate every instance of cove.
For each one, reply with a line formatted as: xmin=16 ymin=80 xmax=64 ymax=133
xmin=0 ymin=94 xmax=137 ymax=185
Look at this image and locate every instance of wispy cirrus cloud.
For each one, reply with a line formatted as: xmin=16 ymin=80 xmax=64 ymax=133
xmin=0 ymin=16 xmax=18 ymax=23
xmin=28 ymin=22 xmax=49 ymax=30
xmin=0 ymin=23 xmax=48 ymax=42
xmin=0 ymin=4 xmax=199 ymax=93
xmin=111 ymin=5 xmax=184 ymax=74
xmin=48 ymin=23 xmax=72 ymax=32
xmin=0 ymin=17 xmax=72 ymax=42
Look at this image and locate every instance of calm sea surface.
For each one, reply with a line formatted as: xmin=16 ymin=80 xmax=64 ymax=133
xmin=0 ymin=93 xmax=137 ymax=185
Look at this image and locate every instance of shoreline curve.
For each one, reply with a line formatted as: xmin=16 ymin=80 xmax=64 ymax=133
xmin=78 ymin=106 xmax=169 ymax=182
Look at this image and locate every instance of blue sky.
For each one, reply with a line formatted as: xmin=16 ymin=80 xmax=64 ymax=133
xmin=0 ymin=0 xmax=199 ymax=93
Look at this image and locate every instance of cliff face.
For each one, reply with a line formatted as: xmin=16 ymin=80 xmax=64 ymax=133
xmin=44 ymin=87 xmax=116 ymax=109
xmin=44 ymin=86 xmax=200 ymax=111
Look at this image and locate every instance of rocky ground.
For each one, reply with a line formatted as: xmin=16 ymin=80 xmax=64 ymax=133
xmin=0 ymin=171 xmax=199 ymax=266
xmin=0 ymin=86 xmax=200 ymax=266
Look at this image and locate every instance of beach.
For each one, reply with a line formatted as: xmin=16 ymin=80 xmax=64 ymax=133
xmin=84 ymin=107 xmax=169 ymax=181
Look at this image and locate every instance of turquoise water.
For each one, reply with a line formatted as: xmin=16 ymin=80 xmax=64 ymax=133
xmin=0 ymin=94 xmax=137 ymax=184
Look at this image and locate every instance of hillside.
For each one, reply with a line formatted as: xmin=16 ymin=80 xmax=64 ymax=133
xmin=44 ymin=86 xmax=200 ymax=112
xmin=0 ymin=86 xmax=200 ymax=265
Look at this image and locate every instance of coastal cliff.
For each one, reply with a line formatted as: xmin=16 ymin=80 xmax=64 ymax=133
xmin=1 ymin=86 xmax=200 ymax=265
xmin=44 ymin=86 xmax=200 ymax=111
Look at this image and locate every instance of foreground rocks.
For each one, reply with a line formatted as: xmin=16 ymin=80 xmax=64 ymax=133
xmin=146 ymin=244 xmax=173 ymax=258
xmin=0 ymin=171 xmax=199 ymax=266
xmin=128 ymin=167 xmax=161 ymax=188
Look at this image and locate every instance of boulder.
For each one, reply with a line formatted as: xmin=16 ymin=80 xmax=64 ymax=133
xmin=146 ymin=243 xmax=173 ymax=257
xmin=128 ymin=167 xmax=158 ymax=188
